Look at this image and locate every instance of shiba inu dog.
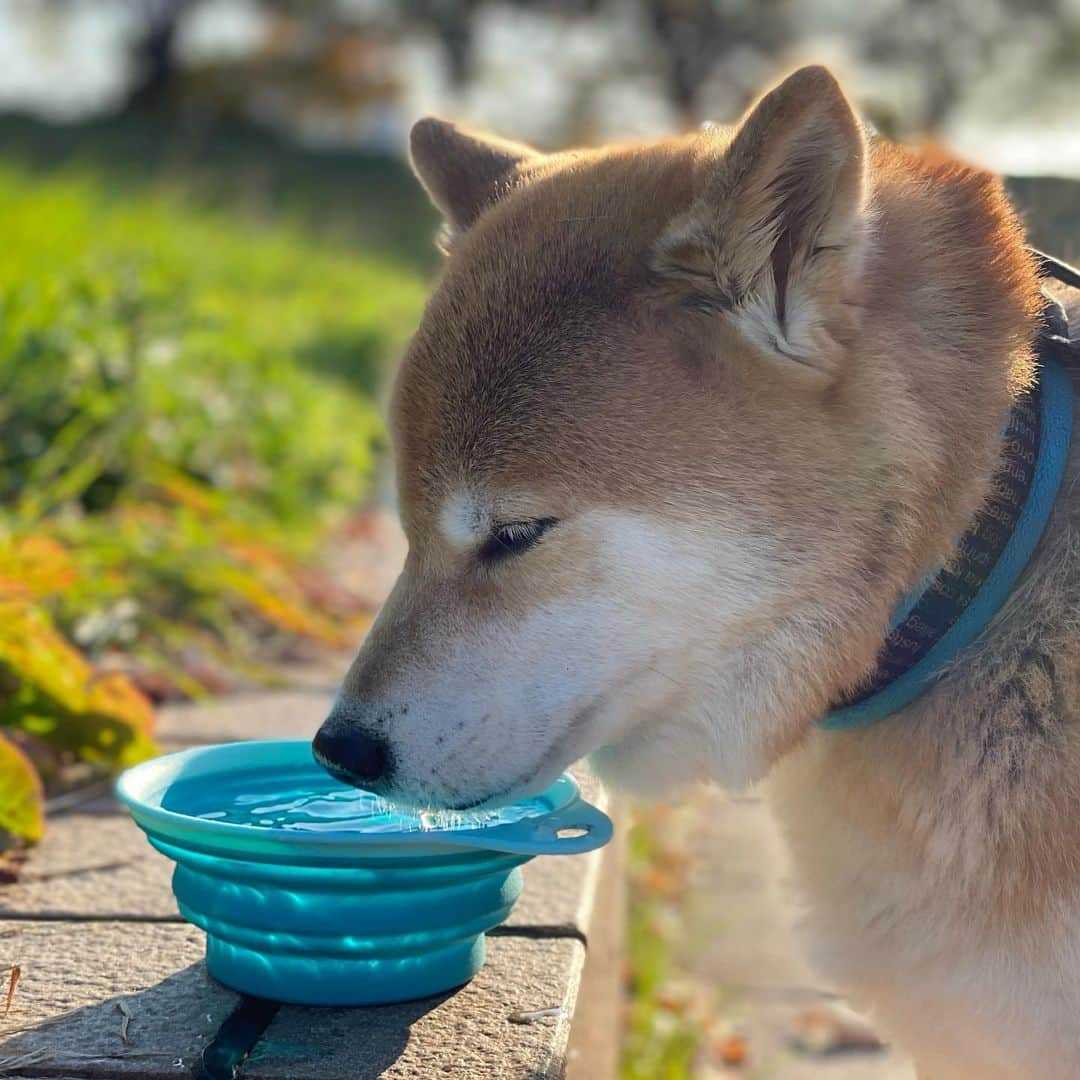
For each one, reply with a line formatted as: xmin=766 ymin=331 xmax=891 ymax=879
xmin=314 ymin=65 xmax=1080 ymax=1077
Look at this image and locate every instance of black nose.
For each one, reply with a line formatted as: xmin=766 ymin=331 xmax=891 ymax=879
xmin=312 ymin=722 xmax=391 ymax=787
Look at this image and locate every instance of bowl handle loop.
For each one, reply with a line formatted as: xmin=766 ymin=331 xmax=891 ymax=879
xmin=480 ymin=799 xmax=614 ymax=856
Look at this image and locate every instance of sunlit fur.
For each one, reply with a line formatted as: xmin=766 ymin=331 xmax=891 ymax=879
xmin=322 ymin=66 xmax=1080 ymax=1074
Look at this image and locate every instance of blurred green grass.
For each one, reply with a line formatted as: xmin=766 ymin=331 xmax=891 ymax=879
xmin=0 ymin=109 xmax=439 ymax=537
xmin=0 ymin=111 xmax=441 ymax=276
xmin=0 ymin=164 xmax=424 ymax=527
xmin=622 ymin=814 xmax=705 ymax=1080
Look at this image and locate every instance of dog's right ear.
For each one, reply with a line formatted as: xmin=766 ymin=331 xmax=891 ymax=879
xmin=654 ymin=65 xmax=869 ymax=375
xmin=409 ymin=118 xmax=540 ymax=243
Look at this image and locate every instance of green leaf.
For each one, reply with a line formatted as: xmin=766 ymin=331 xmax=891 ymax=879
xmin=0 ymin=599 xmax=156 ymax=768
xmin=0 ymin=733 xmax=44 ymax=844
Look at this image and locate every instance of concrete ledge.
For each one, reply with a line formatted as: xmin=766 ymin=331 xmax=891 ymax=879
xmin=0 ymin=921 xmax=239 ymax=1077
xmin=245 ymin=936 xmax=586 ymax=1080
xmin=0 ymin=692 xmax=626 ymax=1079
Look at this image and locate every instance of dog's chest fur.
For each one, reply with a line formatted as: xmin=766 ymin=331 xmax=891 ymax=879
xmin=770 ymin=365 xmax=1080 ymax=1078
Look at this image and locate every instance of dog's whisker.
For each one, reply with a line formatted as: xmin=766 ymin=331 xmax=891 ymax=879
xmin=644 ymin=664 xmax=689 ymax=690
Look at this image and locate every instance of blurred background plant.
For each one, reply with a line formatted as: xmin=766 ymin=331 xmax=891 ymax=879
xmin=0 ymin=120 xmax=430 ymax=847
xmin=0 ymin=160 xmax=428 ymax=839
xmin=1 ymin=1 xmax=1078 ymax=1073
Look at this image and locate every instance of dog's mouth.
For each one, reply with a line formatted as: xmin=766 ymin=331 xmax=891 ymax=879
xmin=389 ymin=753 xmax=566 ymax=814
xmin=349 ymin=694 xmax=610 ymax=813
xmin=429 ymin=691 xmax=621 ymax=811
xmin=443 ymin=788 xmax=517 ymax=812
xmin=329 ymin=666 xmax=663 ymax=812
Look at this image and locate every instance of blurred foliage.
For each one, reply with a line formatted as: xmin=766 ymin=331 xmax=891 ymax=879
xmin=0 ymin=111 xmax=440 ymax=278
xmin=96 ymin=0 xmax=1080 ymax=154
xmin=0 ymin=735 xmax=43 ymax=845
xmin=0 ymin=161 xmax=426 ymax=842
xmin=1007 ymin=177 xmax=1080 ymax=264
xmin=0 ymin=165 xmax=423 ymax=522
xmin=622 ymin=809 xmax=707 ymax=1079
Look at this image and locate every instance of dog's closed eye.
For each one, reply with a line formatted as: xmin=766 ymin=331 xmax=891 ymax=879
xmin=479 ymin=518 xmax=559 ymax=563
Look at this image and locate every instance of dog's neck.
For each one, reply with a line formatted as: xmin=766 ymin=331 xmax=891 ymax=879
xmin=763 ymin=146 xmax=1048 ymax=751
xmin=821 ymin=236 xmax=1079 ymax=727
xmin=858 ymin=143 xmax=1042 ymax=581
xmin=824 ymin=344 xmax=1071 ymax=729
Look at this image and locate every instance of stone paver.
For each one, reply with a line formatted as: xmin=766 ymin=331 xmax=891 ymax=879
xmin=0 ymin=922 xmax=586 ymax=1080
xmin=0 ymin=815 xmax=176 ymax=921
xmin=0 ymin=920 xmax=239 ymax=1077
xmin=0 ymin=813 xmax=604 ymax=942
xmin=0 ymin=808 xmax=604 ymax=933
xmin=564 ymin=806 xmax=626 ymax=1080
xmin=245 ymin=935 xmax=584 ymax=1080
xmin=684 ymin=786 xmax=914 ymax=1079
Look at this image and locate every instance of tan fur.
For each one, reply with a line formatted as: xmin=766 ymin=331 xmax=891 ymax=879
xmin=391 ymin=69 xmax=1038 ymax=738
xmin=323 ymin=66 xmax=1077 ymax=1073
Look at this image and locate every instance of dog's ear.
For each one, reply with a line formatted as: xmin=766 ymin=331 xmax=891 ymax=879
xmin=409 ymin=118 xmax=540 ymax=242
xmin=655 ymin=66 xmax=869 ymax=374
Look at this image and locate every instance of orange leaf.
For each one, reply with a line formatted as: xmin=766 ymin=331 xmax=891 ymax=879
xmin=224 ymin=539 xmax=290 ymax=573
xmin=218 ymin=568 xmax=348 ymax=647
xmin=0 ymin=535 xmax=77 ymax=600
xmin=149 ymin=469 xmax=219 ymax=515
xmin=0 ymin=600 xmax=156 ymax=764
xmin=85 ymin=672 xmax=155 ymax=735
xmin=0 ymin=600 xmax=95 ymax=714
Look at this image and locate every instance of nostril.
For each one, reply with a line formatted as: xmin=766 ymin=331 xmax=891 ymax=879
xmin=312 ymin=724 xmax=391 ymax=786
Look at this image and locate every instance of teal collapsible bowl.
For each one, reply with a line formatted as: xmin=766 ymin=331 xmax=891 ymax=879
xmin=116 ymin=740 xmax=612 ymax=1006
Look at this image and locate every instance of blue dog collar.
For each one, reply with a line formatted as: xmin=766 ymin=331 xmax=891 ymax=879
xmin=820 ymin=354 xmax=1073 ymax=732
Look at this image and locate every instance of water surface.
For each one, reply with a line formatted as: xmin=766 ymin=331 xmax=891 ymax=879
xmin=163 ymin=768 xmax=550 ymax=834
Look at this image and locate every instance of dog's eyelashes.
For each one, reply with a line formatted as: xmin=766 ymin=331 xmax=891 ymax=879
xmin=479 ymin=518 xmax=559 ymax=563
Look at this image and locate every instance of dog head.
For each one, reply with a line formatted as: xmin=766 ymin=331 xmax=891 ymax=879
xmin=313 ymin=65 xmax=1037 ymax=807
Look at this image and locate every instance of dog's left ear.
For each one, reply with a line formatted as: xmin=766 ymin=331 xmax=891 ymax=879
xmin=410 ymin=118 xmax=541 ymax=243
xmin=655 ymin=65 xmax=869 ymax=374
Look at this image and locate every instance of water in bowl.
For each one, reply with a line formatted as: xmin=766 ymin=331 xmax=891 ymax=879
xmin=162 ymin=766 xmax=551 ymax=834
